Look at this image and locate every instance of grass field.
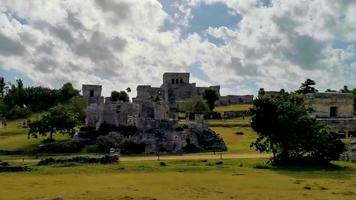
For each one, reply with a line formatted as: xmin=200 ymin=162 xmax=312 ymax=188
xmin=1 ymin=104 xmax=355 ymax=200
xmin=0 ymin=113 xmax=69 ymax=152
xmin=0 ymin=158 xmax=355 ymax=200
xmin=210 ymin=104 xmax=257 ymax=153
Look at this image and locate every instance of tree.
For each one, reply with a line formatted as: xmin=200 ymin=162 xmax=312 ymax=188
xmin=28 ymin=106 xmax=79 ymax=141
xmin=110 ymin=90 xmax=129 ymax=102
xmin=340 ymin=85 xmax=350 ymax=93
xmin=59 ymin=82 xmax=80 ymax=102
xmin=0 ymin=77 xmax=5 ymax=98
xmin=126 ymin=87 xmax=131 ymax=93
xmin=250 ymin=93 xmax=344 ymax=165
xmin=296 ymin=79 xmax=318 ymax=94
xmin=258 ymin=88 xmax=265 ymax=96
xmin=180 ymin=97 xmax=210 ymax=115
xmin=65 ymin=96 xmax=88 ymax=122
xmin=202 ymin=88 xmax=219 ymax=111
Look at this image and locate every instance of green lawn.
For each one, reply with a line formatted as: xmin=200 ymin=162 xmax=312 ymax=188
xmin=0 ymin=158 xmax=355 ymax=200
xmin=214 ymin=104 xmax=252 ymax=112
xmin=0 ymin=113 xmax=69 ymax=152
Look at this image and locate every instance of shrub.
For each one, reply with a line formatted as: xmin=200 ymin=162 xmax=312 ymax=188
xmin=36 ymin=141 xmax=84 ymax=153
xmin=96 ymin=133 xmax=122 ymax=153
xmin=5 ymin=106 xmax=32 ymax=120
xmin=120 ymin=138 xmax=145 ymax=154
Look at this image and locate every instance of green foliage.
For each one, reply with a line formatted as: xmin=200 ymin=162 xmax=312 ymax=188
xmin=59 ymin=82 xmax=80 ymax=102
xmin=202 ymin=88 xmax=219 ymax=111
xmin=120 ymin=138 xmax=145 ymax=154
xmin=36 ymin=141 xmax=84 ymax=153
xmin=0 ymin=79 xmax=80 ymax=120
xmin=149 ymin=94 xmax=160 ymax=102
xmin=111 ymin=90 xmax=129 ymax=102
xmin=258 ymin=88 xmax=265 ymax=96
xmin=180 ymin=97 xmax=210 ymax=115
xmin=65 ymin=96 xmax=87 ymax=122
xmin=296 ymin=79 xmax=318 ymax=94
xmin=28 ymin=105 xmax=79 ymax=140
xmin=250 ymin=93 xmax=345 ymax=165
xmin=0 ymin=77 xmax=5 ymax=98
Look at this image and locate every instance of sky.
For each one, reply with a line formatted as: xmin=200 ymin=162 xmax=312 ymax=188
xmin=0 ymin=0 xmax=355 ymax=96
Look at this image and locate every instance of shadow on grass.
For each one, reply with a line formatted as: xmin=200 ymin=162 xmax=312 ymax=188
xmin=267 ymin=162 xmax=356 ymax=180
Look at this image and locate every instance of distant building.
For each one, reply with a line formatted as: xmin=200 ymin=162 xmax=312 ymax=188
xmin=133 ymin=72 xmax=253 ymax=110
xmin=305 ymin=92 xmax=356 ymax=137
xmin=82 ymin=84 xmax=170 ymax=130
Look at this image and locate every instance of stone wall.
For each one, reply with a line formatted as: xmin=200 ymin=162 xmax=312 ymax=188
xmin=305 ymin=93 xmax=354 ymax=118
xmin=133 ymin=85 xmax=162 ymax=103
xmin=163 ymin=72 xmax=190 ymax=85
xmin=217 ymin=95 xmax=254 ymax=106
xmin=82 ymin=84 xmax=103 ymax=105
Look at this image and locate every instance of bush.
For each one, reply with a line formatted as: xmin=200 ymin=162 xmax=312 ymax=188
xmin=38 ymin=155 xmax=118 ymax=165
xmin=204 ymin=112 xmax=222 ymax=120
xmin=5 ymin=106 xmax=32 ymax=120
xmin=36 ymin=141 xmax=84 ymax=153
xmin=120 ymin=138 xmax=145 ymax=154
xmin=96 ymin=133 xmax=122 ymax=153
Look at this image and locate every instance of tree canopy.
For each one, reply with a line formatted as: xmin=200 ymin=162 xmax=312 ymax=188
xmin=28 ymin=105 xmax=79 ymax=141
xmin=0 ymin=78 xmax=81 ymax=120
xmin=180 ymin=97 xmax=210 ymax=115
xmin=250 ymin=92 xmax=344 ymax=165
xmin=111 ymin=90 xmax=129 ymax=102
xmin=296 ymin=79 xmax=318 ymax=94
xmin=202 ymin=88 xmax=219 ymax=111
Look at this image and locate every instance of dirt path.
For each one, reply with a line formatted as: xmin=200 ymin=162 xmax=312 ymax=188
xmin=120 ymin=152 xmax=271 ymax=161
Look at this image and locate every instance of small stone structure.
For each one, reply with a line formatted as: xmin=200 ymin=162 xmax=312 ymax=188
xmin=133 ymin=72 xmax=253 ymax=110
xmin=305 ymin=92 xmax=356 ymax=137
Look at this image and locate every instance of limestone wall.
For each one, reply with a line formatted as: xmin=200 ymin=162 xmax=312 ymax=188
xmin=218 ymin=95 xmax=254 ymax=106
xmin=82 ymin=84 xmax=103 ymax=105
xmin=305 ymin=93 xmax=354 ymax=118
xmin=163 ymin=72 xmax=190 ymax=85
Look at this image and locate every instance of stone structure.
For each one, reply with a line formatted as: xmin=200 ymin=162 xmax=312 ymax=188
xmin=133 ymin=72 xmax=252 ymax=110
xmin=133 ymin=72 xmax=220 ymax=110
xmin=217 ymin=95 xmax=253 ymax=106
xmin=305 ymin=92 xmax=356 ymax=137
xmin=82 ymin=84 xmax=104 ymax=105
xmin=81 ymin=82 xmax=227 ymax=153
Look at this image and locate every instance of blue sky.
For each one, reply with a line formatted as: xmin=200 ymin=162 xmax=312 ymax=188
xmin=0 ymin=0 xmax=355 ymax=95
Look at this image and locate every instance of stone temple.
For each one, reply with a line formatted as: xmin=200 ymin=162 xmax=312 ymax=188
xmin=81 ymin=80 xmax=227 ymax=153
xmin=133 ymin=72 xmax=253 ymax=110
xmin=305 ymin=92 xmax=356 ymax=137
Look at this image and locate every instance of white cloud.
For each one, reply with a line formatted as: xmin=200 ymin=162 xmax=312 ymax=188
xmin=0 ymin=0 xmax=355 ymax=98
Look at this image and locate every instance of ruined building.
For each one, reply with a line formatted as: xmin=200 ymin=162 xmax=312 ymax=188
xmin=82 ymin=84 xmax=170 ymax=130
xmin=81 ymin=83 xmax=227 ymax=153
xmin=305 ymin=92 xmax=356 ymax=137
xmin=133 ymin=72 xmax=253 ymax=110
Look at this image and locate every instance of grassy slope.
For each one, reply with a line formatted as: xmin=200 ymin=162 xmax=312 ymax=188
xmin=211 ymin=104 xmax=257 ymax=153
xmin=0 ymin=113 xmax=69 ymax=151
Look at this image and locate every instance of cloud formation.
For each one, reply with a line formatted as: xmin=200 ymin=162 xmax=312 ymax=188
xmin=0 ymin=0 xmax=355 ymax=96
